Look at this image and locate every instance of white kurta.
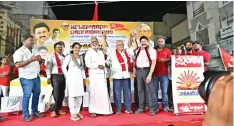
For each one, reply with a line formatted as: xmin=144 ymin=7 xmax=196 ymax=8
xmin=85 ymin=48 xmax=113 ymax=115
xmin=62 ymin=55 xmax=86 ymax=97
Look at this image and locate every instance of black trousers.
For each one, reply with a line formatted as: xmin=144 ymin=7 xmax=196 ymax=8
xmin=51 ymin=74 xmax=66 ymax=112
xmin=134 ymin=77 xmax=139 ymax=108
xmin=167 ymin=79 xmax=173 ymax=108
xmin=106 ymin=78 xmax=110 ymax=96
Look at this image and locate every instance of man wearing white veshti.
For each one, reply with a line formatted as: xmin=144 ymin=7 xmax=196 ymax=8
xmin=85 ymin=37 xmax=113 ymax=118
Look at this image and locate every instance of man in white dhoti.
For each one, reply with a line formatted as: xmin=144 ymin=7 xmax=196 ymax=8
xmin=85 ymin=37 xmax=113 ymax=118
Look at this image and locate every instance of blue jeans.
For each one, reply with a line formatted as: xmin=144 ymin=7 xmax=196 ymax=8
xmin=19 ymin=77 xmax=41 ymax=117
xmin=113 ymin=78 xmax=131 ymax=111
xmin=154 ymin=75 xmax=169 ymax=109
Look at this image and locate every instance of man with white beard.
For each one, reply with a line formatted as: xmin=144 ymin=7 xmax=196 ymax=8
xmin=85 ymin=37 xmax=113 ymax=118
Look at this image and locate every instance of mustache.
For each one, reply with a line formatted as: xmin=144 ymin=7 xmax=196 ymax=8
xmin=40 ymin=36 xmax=46 ymax=39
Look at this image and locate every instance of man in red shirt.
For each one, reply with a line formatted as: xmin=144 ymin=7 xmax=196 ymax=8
xmin=154 ymin=36 xmax=172 ymax=112
xmin=181 ymin=41 xmax=194 ymax=55
xmin=193 ymin=41 xmax=210 ymax=71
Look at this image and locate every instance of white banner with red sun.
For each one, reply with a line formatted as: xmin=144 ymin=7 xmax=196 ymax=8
xmin=171 ymin=55 xmax=206 ymax=115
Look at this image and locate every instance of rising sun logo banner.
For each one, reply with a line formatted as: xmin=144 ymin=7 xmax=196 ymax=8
xmin=172 ymin=55 xmax=206 ymax=115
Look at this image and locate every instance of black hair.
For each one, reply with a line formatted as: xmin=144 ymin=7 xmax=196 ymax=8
xmin=33 ymin=22 xmax=50 ymax=33
xmin=22 ymin=34 xmax=34 ymax=43
xmin=2 ymin=56 xmax=7 ymax=60
xmin=193 ymin=41 xmax=203 ymax=46
xmin=60 ymin=41 xmax=65 ymax=47
xmin=139 ymin=36 xmax=148 ymax=41
xmin=53 ymin=28 xmax=60 ymax=33
xmin=185 ymin=40 xmax=193 ymax=46
xmin=70 ymin=42 xmax=81 ymax=54
xmin=54 ymin=41 xmax=64 ymax=49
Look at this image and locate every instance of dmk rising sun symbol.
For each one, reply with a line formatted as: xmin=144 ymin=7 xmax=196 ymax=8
xmin=176 ymin=70 xmax=201 ymax=90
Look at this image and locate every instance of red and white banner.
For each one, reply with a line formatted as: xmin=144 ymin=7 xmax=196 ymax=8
xmin=172 ymin=55 xmax=206 ymax=115
xmin=219 ymin=47 xmax=234 ymax=68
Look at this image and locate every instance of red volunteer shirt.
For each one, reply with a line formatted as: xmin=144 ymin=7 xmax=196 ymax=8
xmin=154 ymin=48 xmax=172 ymax=76
xmin=193 ymin=50 xmax=210 ymax=71
xmin=0 ymin=65 xmax=11 ymax=86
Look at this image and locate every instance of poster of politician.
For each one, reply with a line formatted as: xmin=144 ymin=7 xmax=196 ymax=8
xmin=30 ymin=20 xmax=154 ymax=59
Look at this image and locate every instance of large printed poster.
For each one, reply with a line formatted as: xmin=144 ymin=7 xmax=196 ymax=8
xmin=172 ymin=55 xmax=206 ymax=115
xmin=30 ymin=20 xmax=153 ymax=61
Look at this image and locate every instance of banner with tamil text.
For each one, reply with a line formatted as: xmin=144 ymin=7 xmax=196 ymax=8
xmin=171 ymin=55 xmax=206 ymax=115
xmin=30 ymin=20 xmax=153 ymax=61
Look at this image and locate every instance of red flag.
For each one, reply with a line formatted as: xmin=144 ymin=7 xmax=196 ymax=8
xmin=219 ymin=47 xmax=234 ymax=68
xmin=92 ymin=1 xmax=98 ymax=21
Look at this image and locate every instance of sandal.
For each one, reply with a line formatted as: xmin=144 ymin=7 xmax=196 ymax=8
xmin=90 ymin=113 xmax=96 ymax=118
xmin=70 ymin=114 xmax=80 ymax=121
xmin=77 ymin=113 xmax=84 ymax=119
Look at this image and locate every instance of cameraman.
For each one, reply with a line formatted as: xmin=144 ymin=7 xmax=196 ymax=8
xmin=203 ymin=74 xmax=233 ymax=126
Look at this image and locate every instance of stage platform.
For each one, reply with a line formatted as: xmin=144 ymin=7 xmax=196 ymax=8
xmin=1 ymin=107 xmax=203 ymax=126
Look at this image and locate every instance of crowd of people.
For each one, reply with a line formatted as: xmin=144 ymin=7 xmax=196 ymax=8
xmin=0 ymin=32 xmax=211 ymax=122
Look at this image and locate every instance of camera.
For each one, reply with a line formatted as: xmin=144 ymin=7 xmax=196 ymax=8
xmin=198 ymin=70 xmax=231 ymax=105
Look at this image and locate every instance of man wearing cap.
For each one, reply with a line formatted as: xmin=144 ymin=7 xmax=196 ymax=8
xmin=85 ymin=36 xmax=113 ymax=118
xmin=193 ymin=41 xmax=210 ymax=71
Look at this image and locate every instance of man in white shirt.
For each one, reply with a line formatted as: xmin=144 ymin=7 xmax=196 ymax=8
xmin=133 ymin=36 xmax=157 ymax=116
xmin=46 ymin=42 xmax=66 ymax=117
xmin=128 ymin=31 xmax=150 ymax=109
xmin=13 ymin=34 xmax=44 ymax=122
xmin=102 ymin=34 xmax=133 ymax=115
xmin=85 ymin=37 xmax=113 ymax=118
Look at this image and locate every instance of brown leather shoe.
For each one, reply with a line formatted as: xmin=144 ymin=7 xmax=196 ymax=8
xmin=58 ymin=110 xmax=66 ymax=115
xmin=51 ymin=111 xmax=57 ymax=118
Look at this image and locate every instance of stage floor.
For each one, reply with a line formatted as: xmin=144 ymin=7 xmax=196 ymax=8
xmin=1 ymin=107 xmax=203 ymax=126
